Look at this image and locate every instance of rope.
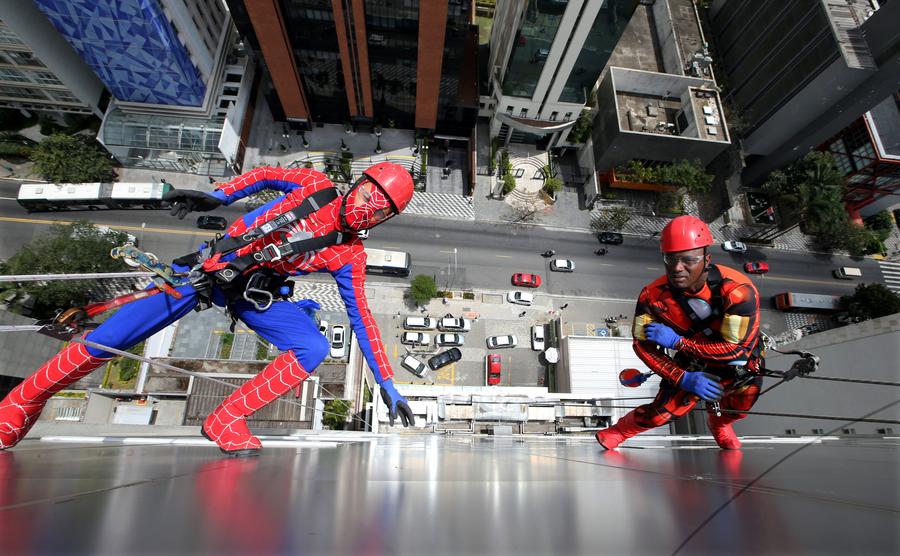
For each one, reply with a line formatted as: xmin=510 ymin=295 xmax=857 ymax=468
xmin=0 ymin=272 xmax=155 ymax=282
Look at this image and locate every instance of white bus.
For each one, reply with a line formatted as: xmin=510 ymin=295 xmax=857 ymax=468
xmin=17 ymin=182 xmax=173 ymax=212
xmin=364 ymin=248 xmax=411 ymax=277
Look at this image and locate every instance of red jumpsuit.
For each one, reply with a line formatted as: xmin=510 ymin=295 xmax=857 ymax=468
xmin=609 ymin=264 xmax=763 ymax=448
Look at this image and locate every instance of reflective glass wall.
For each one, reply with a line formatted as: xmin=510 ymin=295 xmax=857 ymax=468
xmin=365 ymin=0 xmax=419 ymax=129
xmin=280 ymin=0 xmax=349 ymax=123
xmin=559 ymin=0 xmax=637 ymax=103
xmin=501 ymin=0 xmax=569 ymax=99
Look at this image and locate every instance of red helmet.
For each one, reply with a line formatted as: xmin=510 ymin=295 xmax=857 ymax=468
xmin=660 ymin=215 xmax=713 ymax=253
xmin=362 ymin=162 xmax=414 ymax=213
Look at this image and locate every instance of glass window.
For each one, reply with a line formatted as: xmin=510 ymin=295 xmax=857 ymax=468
xmin=5 ymin=50 xmax=45 ymax=67
xmin=0 ymin=85 xmax=47 ymax=99
xmin=550 ymin=111 xmax=558 ymax=121
xmin=48 ymin=90 xmax=80 ymax=102
xmin=520 ymin=108 xmax=528 ymax=118
xmin=0 ymin=27 xmax=25 ymax=46
xmin=32 ymin=71 xmax=63 ymax=85
xmin=501 ymin=0 xmax=569 ymax=98
xmin=0 ymin=67 xmax=29 ymax=83
xmin=506 ymin=105 xmax=514 ymax=114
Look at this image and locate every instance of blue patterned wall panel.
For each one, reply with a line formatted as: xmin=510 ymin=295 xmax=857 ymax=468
xmin=35 ymin=0 xmax=206 ymax=106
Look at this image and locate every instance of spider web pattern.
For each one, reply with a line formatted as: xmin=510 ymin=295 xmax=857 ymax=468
xmin=0 ymin=342 xmax=110 ymax=449
xmin=203 ymin=351 xmax=310 ymax=452
xmin=213 ymin=167 xmax=395 ymax=382
xmin=342 ymin=183 xmax=394 ymax=231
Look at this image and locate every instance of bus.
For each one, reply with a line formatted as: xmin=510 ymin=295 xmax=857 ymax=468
xmin=773 ymin=292 xmax=845 ymax=313
xmin=364 ymin=248 xmax=411 ymax=277
xmin=17 ymin=182 xmax=173 ymax=212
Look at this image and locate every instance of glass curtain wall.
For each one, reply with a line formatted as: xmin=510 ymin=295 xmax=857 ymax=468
xmin=365 ymin=0 xmax=419 ymax=129
xmin=501 ymin=0 xmax=569 ymax=99
xmin=280 ymin=0 xmax=349 ymax=124
xmin=436 ymin=1 xmax=477 ymax=135
xmin=559 ymin=0 xmax=638 ymax=103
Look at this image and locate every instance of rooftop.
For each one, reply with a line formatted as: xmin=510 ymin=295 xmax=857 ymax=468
xmin=1 ymin=433 xmax=895 ymax=555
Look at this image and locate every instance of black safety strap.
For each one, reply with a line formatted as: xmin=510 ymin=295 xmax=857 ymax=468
xmin=670 ymin=264 xmax=724 ymax=337
xmin=213 ymin=230 xmax=352 ymax=284
xmin=210 ymin=187 xmax=338 ymax=256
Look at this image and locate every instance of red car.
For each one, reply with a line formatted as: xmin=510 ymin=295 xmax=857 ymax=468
xmin=511 ymin=273 xmax=542 ymax=288
xmin=744 ymin=261 xmax=770 ymax=274
xmin=486 ymin=354 xmax=502 ymax=386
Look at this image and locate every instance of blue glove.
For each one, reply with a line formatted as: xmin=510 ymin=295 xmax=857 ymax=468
xmin=294 ymin=299 xmax=321 ymax=318
xmin=679 ymin=371 xmax=724 ymax=401
xmin=645 ymin=322 xmax=683 ymax=350
xmin=380 ymin=379 xmax=415 ymax=427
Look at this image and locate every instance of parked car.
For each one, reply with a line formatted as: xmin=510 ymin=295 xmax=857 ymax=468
xmin=329 ymin=325 xmax=346 ymax=359
xmin=597 ymin=232 xmax=624 ymax=245
xmin=486 ymin=335 xmax=518 ymax=349
xmin=506 ymin=291 xmax=534 ymax=306
xmin=531 ymin=325 xmax=545 ymax=351
xmin=400 ymin=355 xmax=428 ymax=378
xmin=744 ymin=261 xmax=770 ymax=274
xmin=197 ymin=215 xmax=228 ymax=231
xmin=428 ymin=347 xmax=462 ymax=371
xmin=436 ymin=333 xmax=464 ymax=347
xmin=550 ymin=259 xmax=575 ymax=272
xmin=438 ymin=317 xmax=472 ymax=332
xmin=511 ymin=273 xmax=542 ymax=288
xmin=486 ymin=354 xmax=502 ymax=386
xmin=722 ymin=241 xmax=748 ymax=253
xmin=403 ymin=316 xmax=436 ymax=330
xmin=401 ymin=332 xmax=431 ymax=346
xmin=318 ymin=319 xmax=329 ymax=335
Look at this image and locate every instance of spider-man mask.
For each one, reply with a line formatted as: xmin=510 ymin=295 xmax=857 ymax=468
xmin=340 ymin=178 xmax=396 ymax=231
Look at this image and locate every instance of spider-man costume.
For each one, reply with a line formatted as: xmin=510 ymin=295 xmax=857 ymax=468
xmin=0 ymin=163 xmax=416 ymax=456
xmin=597 ymin=216 xmax=763 ymax=451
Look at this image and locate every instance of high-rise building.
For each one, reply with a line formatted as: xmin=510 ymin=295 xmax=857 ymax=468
xmin=819 ymin=93 xmax=900 ymax=219
xmin=487 ymin=0 xmax=639 ymax=149
xmin=225 ymin=0 xmax=478 ymax=137
xmin=11 ymin=0 xmax=258 ymax=176
xmin=708 ymin=0 xmax=900 ymax=186
xmin=0 ymin=6 xmax=108 ymax=117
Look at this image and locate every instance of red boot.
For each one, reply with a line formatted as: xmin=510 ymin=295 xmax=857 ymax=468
xmin=202 ymin=351 xmax=310 ymax=457
xmin=595 ymin=410 xmax=648 ymax=450
xmin=0 ymin=343 xmax=111 ymax=449
xmin=707 ymin=414 xmax=741 ymax=450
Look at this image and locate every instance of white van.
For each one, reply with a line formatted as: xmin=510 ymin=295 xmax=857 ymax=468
xmin=833 ymin=267 xmax=862 ymax=280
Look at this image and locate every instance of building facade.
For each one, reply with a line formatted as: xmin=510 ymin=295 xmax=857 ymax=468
xmin=708 ymin=0 xmax=900 ymax=186
xmin=226 ymin=0 xmax=478 ymax=137
xmin=487 ymin=0 xmax=639 ymax=149
xmin=819 ymin=93 xmax=900 ymax=219
xmin=0 ymin=5 xmax=108 ymax=117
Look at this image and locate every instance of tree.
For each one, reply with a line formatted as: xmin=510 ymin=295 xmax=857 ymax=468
xmin=0 ymin=221 xmax=131 ymax=318
xmin=30 ymin=133 xmax=114 ymax=183
xmin=567 ymin=109 xmax=594 ymax=144
xmin=841 ymin=283 xmax=900 ymax=321
xmin=542 ymin=176 xmax=562 ymax=196
xmin=322 ymin=399 xmax=352 ymax=430
xmin=502 ymin=173 xmax=516 ymax=195
xmin=409 ymin=274 xmax=438 ymax=305
xmin=605 ymin=206 xmax=631 ymax=230
xmin=866 ymin=210 xmax=894 ymax=242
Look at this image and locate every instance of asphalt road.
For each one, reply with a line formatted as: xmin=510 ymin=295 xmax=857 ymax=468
xmin=0 ymin=179 xmax=881 ymax=304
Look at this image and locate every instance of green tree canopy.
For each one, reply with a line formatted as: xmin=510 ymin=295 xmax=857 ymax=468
xmin=763 ymin=151 xmax=846 ymax=236
xmin=30 ymin=133 xmax=114 ymax=183
xmin=409 ymin=274 xmax=438 ymax=305
xmin=0 ymin=221 xmax=131 ymax=318
xmin=322 ymin=399 xmax=352 ymax=430
xmin=841 ymin=283 xmax=900 ymax=321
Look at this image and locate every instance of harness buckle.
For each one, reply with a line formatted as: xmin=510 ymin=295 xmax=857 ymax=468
xmin=255 ymin=243 xmax=284 ymax=263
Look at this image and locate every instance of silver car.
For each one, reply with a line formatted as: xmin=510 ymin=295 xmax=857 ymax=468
xmin=400 ymin=355 xmax=428 ymax=378
xmin=486 ymin=335 xmax=518 ymax=349
xmin=401 ymin=332 xmax=431 ymax=346
xmin=436 ymin=333 xmax=464 ymax=347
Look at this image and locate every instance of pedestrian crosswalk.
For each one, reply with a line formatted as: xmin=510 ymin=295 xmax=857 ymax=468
xmin=405 ymin=191 xmax=474 ymax=220
xmin=289 ymin=280 xmax=346 ymax=313
xmin=877 ymin=260 xmax=900 ymax=293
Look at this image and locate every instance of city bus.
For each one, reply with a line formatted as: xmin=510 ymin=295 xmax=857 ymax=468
xmin=364 ymin=248 xmax=411 ymax=277
xmin=773 ymin=292 xmax=845 ymax=313
xmin=17 ymin=182 xmax=173 ymax=212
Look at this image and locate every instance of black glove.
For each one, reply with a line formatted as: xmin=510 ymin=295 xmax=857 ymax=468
xmin=163 ymin=189 xmax=222 ymax=219
xmin=380 ymin=379 xmax=415 ymax=427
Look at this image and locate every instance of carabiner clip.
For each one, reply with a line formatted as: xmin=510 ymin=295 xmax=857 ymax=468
xmin=243 ymin=287 xmax=273 ymax=311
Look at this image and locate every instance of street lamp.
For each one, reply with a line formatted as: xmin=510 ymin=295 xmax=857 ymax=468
xmin=449 ymin=248 xmax=458 ymax=290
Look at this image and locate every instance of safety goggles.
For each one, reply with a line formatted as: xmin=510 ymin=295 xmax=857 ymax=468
xmin=662 ymin=254 xmax=705 ymax=267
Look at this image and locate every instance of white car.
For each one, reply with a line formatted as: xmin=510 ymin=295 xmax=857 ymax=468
xmin=329 ymin=325 xmax=346 ymax=359
xmin=722 ymin=241 xmax=748 ymax=253
xmin=318 ymin=320 xmax=329 ymax=335
xmin=401 ymin=332 xmax=431 ymax=346
xmin=403 ymin=316 xmax=436 ymax=330
xmin=550 ymin=259 xmax=575 ymax=272
xmin=531 ymin=325 xmax=545 ymax=351
xmin=436 ymin=333 xmax=464 ymax=347
xmin=486 ymin=335 xmax=518 ymax=349
xmin=400 ymin=355 xmax=428 ymax=378
xmin=506 ymin=291 xmax=534 ymax=306
xmin=437 ymin=317 xmax=471 ymax=332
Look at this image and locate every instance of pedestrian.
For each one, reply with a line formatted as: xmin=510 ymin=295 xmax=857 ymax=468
xmin=596 ymin=216 xmax=764 ymax=452
xmin=560 ymin=303 xmax=569 ymax=310
xmin=0 ymin=162 xmax=418 ymax=455
xmin=519 ymin=311 xmax=527 ymax=317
